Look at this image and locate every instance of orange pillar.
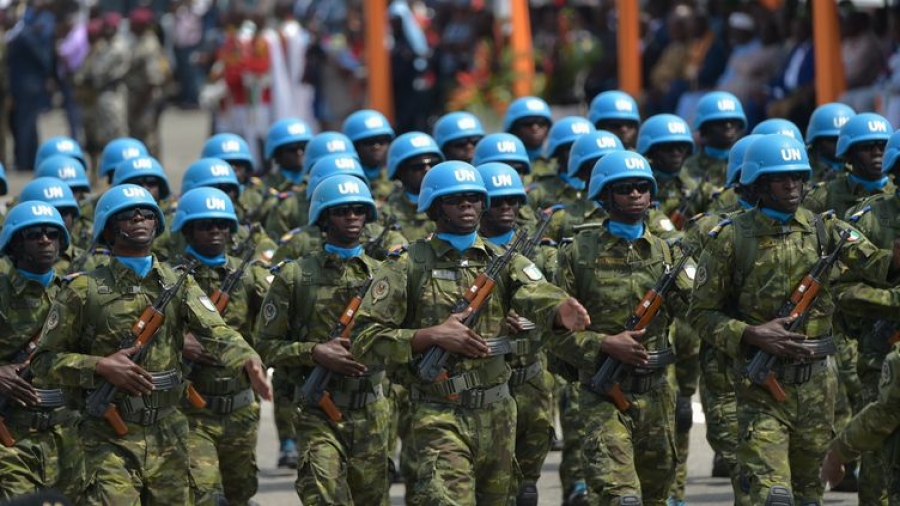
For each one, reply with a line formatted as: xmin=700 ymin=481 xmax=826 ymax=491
xmin=616 ymin=0 xmax=642 ymax=97
xmin=510 ymin=0 xmax=534 ymax=97
xmin=364 ymin=0 xmax=393 ymax=122
xmin=813 ymin=0 xmax=846 ymax=105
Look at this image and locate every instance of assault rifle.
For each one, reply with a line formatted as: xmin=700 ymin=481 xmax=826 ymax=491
xmin=209 ymin=233 xmax=257 ymax=313
xmin=590 ymin=243 xmax=693 ymax=411
xmin=86 ymin=259 xmax=202 ymax=436
xmin=68 ymin=236 xmax=99 ymax=275
xmin=297 ymin=277 xmax=374 ymax=422
xmin=0 ymin=330 xmax=43 ymax=446
xmin=415 ymin=229 xmax=529 ymax=386
xmin=364 ymin=214 xmax=399 ymax=258
xmin=745 ymin=221 xmax=858 ymax=402
xmin=520 ymin=205 xmax=563 ymax=260
xmin=863 ymin=319 xmax=900 ymax=355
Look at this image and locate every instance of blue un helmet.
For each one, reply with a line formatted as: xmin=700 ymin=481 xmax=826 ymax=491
xmin=588 ymin=151 xmax=657 ymax=202
xmin=113 ymin=156 xmax=171 ymax=200
xmin=181 ymin=158 xmax=240 ymax=195
xmin=881 ymin=130 xmax=900 ymax=174
xmin=751 ymin=118 xmax=803 ymax=141
xmin=806 ymin=102 xmax=856 ymax=144
xmin=567 ymin=130 xmax=625 ymax=178
xmin=343 ymin=109 xmax=395 ymax=142
xmin=477 ymin=162 xmax=527 ymax=204
xmin=201 ymin=133 xmax=254 ymax=165
xmin=588 ymin=90 xmax=640 ymax=126
xmin=546 ymin=116 xmax=595 ymax=158
xmin=0 ymin=201 xmax=70 ymax=254
xmin=472 ymin=133 xmax=530 ymax=173
xmin=835 ymin=112 xmax=893 ymax=159
xmin=301 ymin=132 xmax=358 ymax=174
xmin=265 ymin=118 xmax=313 ymax=160
xmin=36 ymin=155 xmax=91 ymax=193
xmin=99 ymin=137 xmax=149 ymax=179
xmin=93 ymin=184 xmax=165 ymax=244
xmin=503 ymin=96 xmax=553 ymax=132
xmin=433 ymin=111 xmax=486 ymax=149
xmin=387 ymin=132 xmax=444 ymax=179
xmin=0 ymin=161 xmax=6 ymax=196
xmin=308 ymin=173 xmax=377 ymax=226
xmin=636 ymin=114 xmax=694 ymax=155
xmin=693 ymin=91 xmax=747 ymax=131
xmin=20 ymin=177 xmax=80 ymax=218
xmin=171 ymin=187 xmax=238 ymax=233
xmin=740 ymin=134 xmax=811 ymax=186
xmin=306 ymin=155 xmax=368 ymax=198
xmin=725 ymin=134 xmax=764 ymax=188
xmin=417 ymin=161 xmax=489 ymax=213
xmin=35 ymin=136 xmax=86 ymax=170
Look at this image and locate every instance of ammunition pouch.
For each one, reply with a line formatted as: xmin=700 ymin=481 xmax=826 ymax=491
xmin=411 ymin=382 xmax=511 ymax=409
xmin=508 ymin=360 xmax=543 ymax=388
xmin=5 ymin=389 xmax=77 ymax=431
xmin=118 ymin=370 xmax=184 ymax=426
xmin=203 ymin=388 xmax=255 ymax=415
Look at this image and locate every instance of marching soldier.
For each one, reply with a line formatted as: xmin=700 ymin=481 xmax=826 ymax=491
xmin=343 ymin=109 xmax=398 ymax=205
xmin=805 ymin=103 xmax=855 ymax=183
xmin=588 ymin=91 xmax=641 ymax=150
xmin=433 ymin=111 xmax=486 ymax=164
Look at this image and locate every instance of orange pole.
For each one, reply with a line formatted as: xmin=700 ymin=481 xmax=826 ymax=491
xmin=616 ymin=0 xmax=642 ymax=97
xmin=364 ymin=0 xmax=393 ymax=122
xmin=510 ymin=0 xmax=534 ymax=97
xmin=813 ymin=0 xmax=845 ymax=105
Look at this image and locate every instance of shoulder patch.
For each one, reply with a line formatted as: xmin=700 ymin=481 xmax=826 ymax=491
xmin=263 ymin=300 xmax=277 ymax=324
xmin=45 ymin=306 xmax=60 ymax=331
xmin=371 ymin=278 xmax=390 ymax=302
xmin=658 ymin=218 xmax=675 ymax=232
xmin=879 ymin=358 xmax=892 ymax=392
xmin=695 ymin=265 xmax=708 ymax=287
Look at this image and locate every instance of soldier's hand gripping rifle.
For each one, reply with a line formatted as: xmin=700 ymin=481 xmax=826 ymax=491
xmin=0 ymin=329 xmax=43 ymax=447
xmin=86 ymin=259 xmax=200 ymax=436
xmin=297 ymin=277 xmax=374 ymax=422
xmin=745 ymin=222 xmax=857 ymax=402
xmin=415 ymin=230 xmax=529 ymax=385
xmin=209 ymin=233 xmax=257 ymax=314
xmin=590 ymin=243 xmax=693 ymax=411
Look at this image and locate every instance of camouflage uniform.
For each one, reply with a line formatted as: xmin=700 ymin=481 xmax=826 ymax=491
xmin=366 ymin=170 xmax=399 ymax=208
xmin=689 ymin=207 xmax=893 ymax=504
xmin=0 ymin=269 xmax=83 ymax=501
xmin=803 ymin=173 xmax=895 ymax=216
xmin=378 ymin=192 xmax=435 ymax=242
xmin=263 ymin=184 xmax=310 ymax=240
xmin=239 ymin=177 xmax=271 ymax=226
xmin=526 ymin=173 xmax=584 ymax=211
xmin=271 ymin=221 xmax=407 ymax=264
xmin=351 ymin=236 xmax=572 ymax=506
xmin=172 ymin=253 xmax=265 ymax=506
xmin=126 ymin=30 xmax=168 ymax=157
xmin=829 ymin=342 xmax=900 ymax=506
xmin=682 ymin=151 xmax=728 ymax=208
xmin=552 ymin=225 xmax=691 ymax=505
xmin=546 ymin=200 xmax=607 ymax=243
xmin=258 ymin=250 xmax=390 ymax=505
xmin=808 ymin=152 xmax=844 ymax=184
xmin=31 ymin=257 xmax=260 ymax=504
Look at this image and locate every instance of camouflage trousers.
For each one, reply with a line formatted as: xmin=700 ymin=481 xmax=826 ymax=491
xmin=580 ymin=376 xmax=677 ymax=506
xmin=295 ymin=397 xmax=391 ymax=506
xmin=883 ymin=430 xmax=900 ymax=506
xmin=79 ymin=410 xmax=192 ymax=505
xmin=272 ymin=370 xmax=297 ymax=441
xmin=185 ymin=401 xmax=260 ymax=506
xmin=558 ymin=381 xmax=588 ymax=493
xmin=387 ymin=381 xmax=415 ymax=501
xmin=407 ymin=394 xmax=517 ymax=506
xmin=698 ymin=344 xmax=747 ymax=504
xmin=128 ymin=95 xmax=162 ymax=158
xmin=669 ymin=319 xmax=700 ymax=501
xmin=0 ymin=416 xmax=83 ymax=501
xmin=858 ymin=360 xmax=890 ymax=505
xmin=510 ymin=368 xmax=555 ymax=493
xmin=736 ymin=358 xmax=837 ymax=504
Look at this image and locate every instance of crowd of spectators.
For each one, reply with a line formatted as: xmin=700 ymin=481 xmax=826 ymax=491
xmin=3 ymin=0 xmax=900 ymax=172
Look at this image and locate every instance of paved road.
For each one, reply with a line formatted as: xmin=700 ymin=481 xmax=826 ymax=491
xmin=8 ymin=109 xmax=859 ymax=505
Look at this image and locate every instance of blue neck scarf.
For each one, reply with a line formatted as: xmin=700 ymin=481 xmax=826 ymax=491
xmin=116 ymin=255 xmax=153 ymax=278
xmin=325 ymin=243 xmax=363 ymax=259
xmin=483 ymin=229 xmax=515 ymax=248
xmin=186 ymin=245 xmax=227 ymax=267
xmin=848 ymin=174 xmax=888 ymax=192
xmin=704 ymin=146 xmax=730 ymax=160
xmin=607 ymin=220 xmax=644 ymax=242
xmin=437 ymin=231 xmax=478 ymax=253
xmin=760 ymin=207 xmax=793 ymax=224
xmin=559 ymin=172 xmax=586 ymax=191
xmin=738 ymin=198 xmax=755 ymax=210
xmin=362 ymin=164 xmax=381 ymax=182
xmin=18 ymin=268 xmax=55 ymax=287
xmin=405 ymin=191 xmax=419 ymax=205
xmin=526 ymin=146 xmax=543 ymax=162
xmin=281 ymin=169 xmax=305 ymax=185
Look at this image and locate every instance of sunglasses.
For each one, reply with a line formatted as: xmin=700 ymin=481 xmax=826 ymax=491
xmin=330 ymin=204 xmax=370 ymax=217
xmin=405 ymin=158 xmax=440 ymax=172
xmin=131 ymin=177 xmax=161 ymax=187
xmin=280 ymin=142 xmax=308 ymax=153
xmin=516 ymin=118 xmax=550 ymax=128
xmin=763 ymin=172 xmax=807 ymax=183
xmin=609 ymin=181 xmax=653 ymax=195
xmin=854 ymin=141 xmax=886 ymax=153
xmin=492 ymin=195 xmax=523 ymax=207
xmin=446 ymin=137 xmax=482 ymax=150
xmin=357 ymin=136 xmax=393 ymax=147
xmin=193 ymin=218 xmax=233 ymax=231
xmin=114 ymin=207 xmax=157 ymax=222
xmin=58 ymin=208 xmax=78 ymax=219
xmin=20 ymin=226 xmax=61 ymax=241
xmin=441 ymin=193 xmax=483 ymax=206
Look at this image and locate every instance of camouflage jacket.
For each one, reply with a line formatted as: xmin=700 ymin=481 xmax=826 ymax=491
xmin=0 ymin=269 xmax=62 ymax=368
xmin=804 ymin=172 xmax=895 ymax=217
xmin=527 ymin=173 xmax=584 ymax=211
xmin=378 ymin=191 xmax=434 ymax=242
